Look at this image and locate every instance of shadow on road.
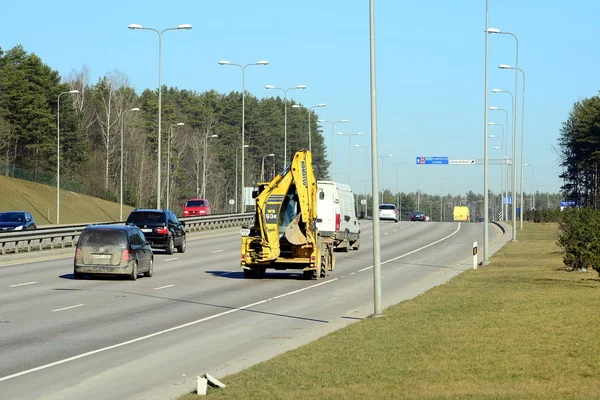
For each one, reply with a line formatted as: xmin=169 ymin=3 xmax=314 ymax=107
xmin=205 ymin=270 xmax=307 ymax=280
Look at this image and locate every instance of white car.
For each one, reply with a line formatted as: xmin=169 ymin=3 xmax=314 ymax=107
xmin=379 ymin=204 xmax=399 ymax=222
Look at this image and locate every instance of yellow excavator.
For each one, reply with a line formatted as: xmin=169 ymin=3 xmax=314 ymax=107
xmin=240 ymin=150 xmax=335 ymax=279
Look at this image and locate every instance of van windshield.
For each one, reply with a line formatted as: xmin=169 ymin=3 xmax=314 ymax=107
xmin=185 ymin=200 xmax=205 ymax=207
xmin=80 ymin=230 xmax=127 ymax=246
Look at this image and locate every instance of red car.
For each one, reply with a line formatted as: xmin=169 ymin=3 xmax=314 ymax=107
xmin=182 ymin=198 xmax=211 ymax=217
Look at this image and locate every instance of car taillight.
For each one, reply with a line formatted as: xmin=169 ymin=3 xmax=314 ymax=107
xmin=335 ymin=213 xmax=340 ymax=231
xmin=393 ymin=210 xmax=397 ymax=214
xmin=121 ymin=249 xmax=131 ymax=261
xmin=156 ymin=226 xmax=169 ymax=235
xmin=75 ymin=248 xmax=82 ymax=263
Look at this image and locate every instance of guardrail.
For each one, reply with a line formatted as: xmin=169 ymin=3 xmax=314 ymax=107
xmin=0 ymin=213 xmax=254 ymax=256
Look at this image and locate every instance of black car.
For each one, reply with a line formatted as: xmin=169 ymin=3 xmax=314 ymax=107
xmin=74 ymin=224 xmax=153 ymax=280
xmin=410 ymin=211 xmax=426 ymax=221
xmin=125 ymin=209 xmax=186 ymax=254
xmin=0 ymin=211 xmax=37 ymax=232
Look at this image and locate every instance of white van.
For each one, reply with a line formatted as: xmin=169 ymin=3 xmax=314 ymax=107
xmin=316 ymin=181 xmax=360 ymax=251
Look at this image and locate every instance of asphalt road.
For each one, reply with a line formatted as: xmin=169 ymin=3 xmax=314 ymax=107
xmin=0 ymin=221 xmax=507 ymax=400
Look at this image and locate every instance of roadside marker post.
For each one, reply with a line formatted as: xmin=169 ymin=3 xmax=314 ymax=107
xmin=473 ymin=242 xmax=478 ymax=269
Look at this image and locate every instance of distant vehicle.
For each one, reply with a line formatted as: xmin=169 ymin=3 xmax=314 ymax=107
xmin=410 ymin=211 xmax=426 ymax=222
xmin=316 ymin=181 xmax=360 ymax=251
xmin=379 ymin=204 xmax=399 ymax=223
xmin=0 ymin=211 xmax=36 ymax=231
xmin=125 ymin=209 xmax=186 ymax=254
xmin=453 ymin=206 xmax=470 ymax=222
xmin=477 ymin=217 xmax=484 ymax=223
xmin=182 ymin=198 xmax=211 ymax=217
xmin=74 ymin=224 xmax=153 ymax=280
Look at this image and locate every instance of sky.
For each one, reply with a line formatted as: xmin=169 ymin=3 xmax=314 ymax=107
xmin=1 ymin=0 xmax=599 ymax=197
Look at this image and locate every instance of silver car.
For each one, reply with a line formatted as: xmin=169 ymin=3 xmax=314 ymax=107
xmin=379 ymin=204 xmax=399 ymax=222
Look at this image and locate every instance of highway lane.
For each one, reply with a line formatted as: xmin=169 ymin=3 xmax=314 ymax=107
xmin=0 ymin=220 xmax=506 ymax=399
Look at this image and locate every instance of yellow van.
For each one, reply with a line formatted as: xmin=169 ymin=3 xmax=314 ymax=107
xmin=453 ymin=206 xmax=470 ymax=222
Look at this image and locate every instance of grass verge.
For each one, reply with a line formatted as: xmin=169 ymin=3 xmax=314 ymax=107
xmin=180 ymin=223 xmax=600 ymax=400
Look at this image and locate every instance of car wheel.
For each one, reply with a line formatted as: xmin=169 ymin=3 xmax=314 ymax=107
xmin=130 ymin=261 xmax=138 ymax=281
xmin=144 ymin=257 xmax=154 ymax=277
xmin=177 ymin=236 xmax=186 ymax=253
xmin=166 ymin=237 xmax=175 ymax=255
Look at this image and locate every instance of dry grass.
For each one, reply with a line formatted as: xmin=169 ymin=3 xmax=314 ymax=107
xmin=180 ymin=223 xmax=600 ymax=400
xmin=0 ymin=175 xmax=133 ymax=225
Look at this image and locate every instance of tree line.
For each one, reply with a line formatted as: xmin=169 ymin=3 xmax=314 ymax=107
xmin=0 ymin=45 xmax=330 ymax=213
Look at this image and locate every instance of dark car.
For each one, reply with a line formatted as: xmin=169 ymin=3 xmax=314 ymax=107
xmin=0 ymin=211 xmax=37 ymax=232
xmin=74 ymin=224 xmax=153 ymax=280
xmin=125 ymin=209 xmax=186 ymax=254
xmin=410 ymin=211 xmax=426 ymax=221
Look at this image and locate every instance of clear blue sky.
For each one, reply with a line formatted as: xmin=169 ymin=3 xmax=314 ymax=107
xmin=2 ymin=0 xmax=599 ymax=197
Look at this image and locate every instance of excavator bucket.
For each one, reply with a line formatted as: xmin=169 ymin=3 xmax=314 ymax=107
xmin=284 ymin=213 xmax=308 ymax=245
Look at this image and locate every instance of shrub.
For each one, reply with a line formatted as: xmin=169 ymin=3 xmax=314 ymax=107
xmin=557 ymin=207 xmax=600 ymax=274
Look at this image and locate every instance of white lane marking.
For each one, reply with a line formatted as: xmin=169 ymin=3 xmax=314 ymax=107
xmin=52 ymin=304 xmax=84 ymax=312
xmin=0 ymin=277 xmax=338 ymax=382
xmin=349 ymin=272 xmax=356 ymax=275
xmin=153 ymin=285 xmax=174 ymax=290
xmin=393 ymin=230 xmax=397 ymax=232
xmin=9 ymin=281 xmax=38 ymax=288
xmin=272 ymin=278 xmax=338 ymax=300
xmin=358 ymin=223 xmax=462 ymax=273
xmin=164 ymin=258 xmax=178 ymax=262
xmin=384 ymin=232 xmax=388 ymax=235
xmin=212 ymin=249 xmax=223 ymax=253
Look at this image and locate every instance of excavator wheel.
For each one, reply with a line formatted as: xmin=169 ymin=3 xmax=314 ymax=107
xmin=303 ymin=270 xmax=316 ymax=280
xmin=319 ymin=255 xmax=327 ymax=278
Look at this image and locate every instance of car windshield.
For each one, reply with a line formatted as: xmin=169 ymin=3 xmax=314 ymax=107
xmin=127 ymin=212 xmax=164 ymax=223
xmin=379 ymin=205 xmax=396 ymax=210
xmin=185 ymin=200 xmax=205 ymax=207
xmin=0 ymin=212 xmax=25 ymax=223
xmin=80 ymin=229 xmax=127 ymax=246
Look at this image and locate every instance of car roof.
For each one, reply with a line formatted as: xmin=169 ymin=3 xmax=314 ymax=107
xmin=379 ymin=204 xmax=396 ymax=207
xmin=130 ymin=208 xmax=170 ymax=213
xmin=185 ymin=198 xmax=207 ymax=201
xmin=0 ymin=211 xmax=29 ymax=214
xmin=83 ymin=224 xmax=135 ymax=231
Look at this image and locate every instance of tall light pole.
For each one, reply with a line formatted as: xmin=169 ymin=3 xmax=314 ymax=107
xmin=354 ymin=144 xmax=371 ymax=217
xmin=219 ymin=60 xmax=269 ymax=213
xmin=490 ymin=106 xmax=509 ymax=219
xmin=492 ymin=145 xmax=505 ymax=219
xmin=128 ymin=22 xmax=192 ymax=209
xmin=482 ymin=0 xmax=490 ymax=262
xmin=336 ymin=131 xmax=363 ymax=185
xmin=202 ymin=134 xmax=218 ymax=198
xmin=120 ymin=107 xmax=140 ymax=220
xmin=394 ymin=162 xmax=408 ymax=220
xmin=492 ymin=88 xmax=515 ymax=227
xmin=488 ymin=28 xmax=519 ymax=241
xmin=292 ymin=103 xmax=326 ymax=151
xmin=524 ymin=163 xmax=535 ymax=210
xmin=318 ymin=118 xmax=349 ymax=179
xmin=488 ymin=122 xmax=506 ymax=221
xmin=378 ymin=154 xmax=394 ymax=202
xmin=500 ymin=63 xmax=526 ymax=229
xmin=166 ymin=122 xmax=184 ymax=210
xmin=261 ymin=153 xmax=275 ymax=182
xmin=433 ymin=177 xmax=450 ymax=222
xmin=235 ymin=144 xmax=250 ymax=213
xmin=265 ymin=84 xmax=306 ymax=167
xmin=56 ymin=89 xmax=79 ymax=224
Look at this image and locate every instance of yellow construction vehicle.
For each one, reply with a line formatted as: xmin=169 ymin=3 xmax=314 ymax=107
xmin=240 ymin=150 xmax=335 ymax=279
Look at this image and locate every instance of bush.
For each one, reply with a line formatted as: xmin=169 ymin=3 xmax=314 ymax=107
xmin=557 ymin=207 xmax=600 ymax=274
xmin=524 ymin=208 xmax=562 ymax=223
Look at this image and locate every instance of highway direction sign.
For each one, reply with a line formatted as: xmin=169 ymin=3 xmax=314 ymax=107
xmin=449 ymin=159 xmax=475 ymax=165
xmin=416 ymin=156 xmax=449 ymax=165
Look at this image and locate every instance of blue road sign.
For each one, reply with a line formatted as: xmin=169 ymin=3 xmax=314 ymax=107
xmin=503 ymin=196 xmax=512 ymax=205
xmin=560 ymin=201 xmax=576 ymax=207
xmin=416 ymin=156 xmax=449 ymax=165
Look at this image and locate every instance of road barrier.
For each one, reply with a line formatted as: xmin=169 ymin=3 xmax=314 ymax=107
xmin=0 ymin=213 xmax=254 ymax=256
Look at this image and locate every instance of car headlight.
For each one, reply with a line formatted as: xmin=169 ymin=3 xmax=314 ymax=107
xmin=14 ymin=225 xmax=23 ymax=231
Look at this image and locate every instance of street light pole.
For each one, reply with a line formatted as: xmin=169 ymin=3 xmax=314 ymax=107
xmin=56 ymin=89 xmax=79 ymax=224
xmin=488 ymin=28 xmax=519 ymax=241
xmin=293 ymin=103 xmax=326 ymax=152
xmin=491 ymin=88 xmax=515 ymax=226
xmin=354 ymin=144 xmax=371 ymax=217
xmin=219 ymin=60 xmax=268 ymax=213
xmin=166 ymin=122 xmax=184 ymax=210
xmin=318 ymin=119 xmax=349 ymax=179
xmin=128 ymin=23 xmax=192 ymax=209
xmin=265 ymin=84 xmax=307 ymax=167
xmin=488 ymin=122 xmax=505 ymax=220
xmin=336 ymin=132 xmax=363 ymax=185
xmin=395 ymin=162 xmax=408 ymax=220
xmin=261 ymin=154 xmax=275 ymax=182
xmin=433 ymin=177 xmax=450 ymax=222
xmin=202 ymin=134 xmax=218 ymax=198
xmin=482 ymin=0 xmax=490 ymax=262
xmin=524 ymin=163 xmax=535 ymax=210
xmin=490 ymin=106 xmax=509 ymax=220
xmin=120 ymin=107 xmax=140 ymax=220
xmin=235 ymin=144 xmax=250 ymax=213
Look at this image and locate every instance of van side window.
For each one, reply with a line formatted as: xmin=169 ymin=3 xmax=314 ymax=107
xmin=319 ymin=190 xmax=325 ymax=200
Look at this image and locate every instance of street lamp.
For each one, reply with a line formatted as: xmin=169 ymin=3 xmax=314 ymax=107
xmin=488 ymin=122 xmax=506 ymax=221
xmin=500 ymin=63 xmax=526 ymax=229
xmin=235 ymin=144 xmax=250 ymax=213
xmin=524 ymin=163 xmax=535 ymax=210
xmin=56 ymin=89 xmax=80 ymax=224
xmin=407 ymin=170 xmax=427 ymax=211
xmin=336 ymin=132 xmax=363 ymax=185
xmin=489 ymin=27 xmax=520 ymax=240
xmin=354 ymin=144 xmax=371 ymax=217
xmin=491 ymin=145 xmax=505 ymax=219
xmin=128 ymin=22 xmax=192 ymax=209
xmin=166 ymin=122 xmax=185 ymax=209
xmin=433 ymin=177 xmax=450 ymax=222
xmin=318 ymin=118 xmax=349 ymax=179
xmin=202 ymin=134 xmax=218 ymax=198
xmin=261 ymin=153 xmax=275 ymax=182
xmin=292 ymin=103 xmax=326 ymax=152
xmin=120 ymin=107 xmax=140 ymax=220
xmin=265 ymin=84 xmax=307 ymax=167
xmin=220 ymin=60 xmax=269 ymax=213
xmin=394 ymin=162 xmax=408 ymax=220
xmin=378 ymin=154 xmax=394 ymax=201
